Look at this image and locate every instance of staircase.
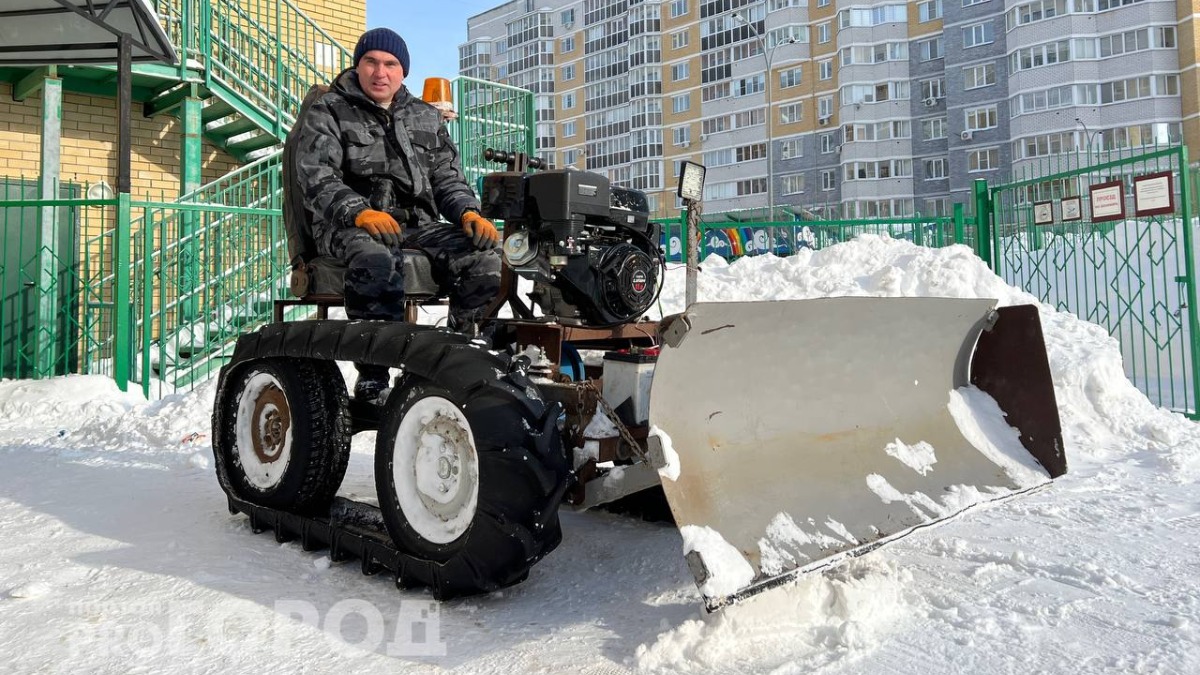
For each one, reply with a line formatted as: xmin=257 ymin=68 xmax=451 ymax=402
xmin=146 ymin=0 xmax=351 ymax=160
xmin=53 ymin=0 xmax=355 ymax=393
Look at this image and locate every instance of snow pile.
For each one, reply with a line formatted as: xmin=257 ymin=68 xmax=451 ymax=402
xmin=0 ymin=375 xmax=216 ymax=465
xmin=636 ymin=557 xmax=916 ymax=673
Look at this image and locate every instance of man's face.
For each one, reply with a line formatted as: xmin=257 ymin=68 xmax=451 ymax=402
xmin=357 ymin=50 xmax=405 ymax=105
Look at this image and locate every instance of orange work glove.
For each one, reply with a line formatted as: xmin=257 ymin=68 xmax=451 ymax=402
xmin=354 ymin=209 xmax=403 ymax=248
xmin=461 ymin=211 xmax=500 ymax=250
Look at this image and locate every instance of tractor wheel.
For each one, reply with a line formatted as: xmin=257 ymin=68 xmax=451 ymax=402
xmin=213 ymin=357 xmax=350 ymax=513
xmin=375 ymin=345 xmax=570 ymax=597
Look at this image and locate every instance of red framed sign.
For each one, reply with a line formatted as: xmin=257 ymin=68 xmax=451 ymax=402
xmin=1133 ymin=171 xmax=1174 ymax=217
xmin=1089 ymin=179 xmax=1125 ymax=223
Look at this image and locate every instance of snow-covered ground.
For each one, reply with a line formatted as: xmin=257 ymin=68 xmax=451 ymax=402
xmin=1 ymin=236 xmax=1198 ymax=674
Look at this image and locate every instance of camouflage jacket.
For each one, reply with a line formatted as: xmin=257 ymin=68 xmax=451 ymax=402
xmin=293 ymin=68 xmax=479 ymax=254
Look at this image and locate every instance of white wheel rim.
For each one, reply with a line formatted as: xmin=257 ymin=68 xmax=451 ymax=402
xmin=234 ymin=371 xmax=293 ymax=491
xmin=391 ymin=396 xmax=480 ymax=544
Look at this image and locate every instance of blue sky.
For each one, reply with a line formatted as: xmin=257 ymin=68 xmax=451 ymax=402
xmin=367 ymin=1 xmax=500 ymax=83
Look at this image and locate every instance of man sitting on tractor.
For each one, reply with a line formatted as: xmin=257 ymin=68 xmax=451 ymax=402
xmin=292 ymin=27 xmax=501 ymax=401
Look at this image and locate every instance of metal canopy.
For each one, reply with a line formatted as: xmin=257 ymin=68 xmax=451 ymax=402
xmin=0 ymin=0 xmax=177 ymax=66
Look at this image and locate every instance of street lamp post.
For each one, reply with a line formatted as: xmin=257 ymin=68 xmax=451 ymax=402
xmin=733 ymin=12 xmax=795 ymax=220
xmin=1074 ymin=117 xmax=1101 ymax=160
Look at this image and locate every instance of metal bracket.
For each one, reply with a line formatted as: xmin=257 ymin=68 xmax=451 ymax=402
xmin=660 ymin=313 xmax=692 ymax=348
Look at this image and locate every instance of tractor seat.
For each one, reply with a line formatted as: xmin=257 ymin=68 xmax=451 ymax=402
xmin=274 ymin=250 xmax=442 ymax=323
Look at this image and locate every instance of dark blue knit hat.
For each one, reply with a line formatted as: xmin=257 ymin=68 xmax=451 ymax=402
xmin=353 ymin=28 xmax=410 ymax=75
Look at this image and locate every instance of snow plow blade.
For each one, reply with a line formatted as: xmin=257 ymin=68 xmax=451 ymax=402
xmin=648 ymin=298 xmax=1066 ymax=611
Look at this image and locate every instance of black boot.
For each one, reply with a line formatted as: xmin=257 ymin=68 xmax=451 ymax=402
xmin=353 ymin=364 xmax=391 ymax=403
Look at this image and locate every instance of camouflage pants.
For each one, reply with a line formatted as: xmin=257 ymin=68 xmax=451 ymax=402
xmin=328 ymin=223 xmax=501 ymax=331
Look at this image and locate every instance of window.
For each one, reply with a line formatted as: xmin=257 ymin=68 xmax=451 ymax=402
xmin=820 ymin=133 xmax=837 ymax=153
xmin=818 ymin=22 xmax=831 ymax=44
xmin=780 ymin=138 xmax=803 ymax=159
xmin=818 ymin=0 xmax=830 ymax=6
xmin=563 ymin=120 xmax=577 ymax=137
xmin=781 ymin=174 xmax=805 ymax=195
xmin=669 ymin=0 xmax=688 ymax=18
xmin=561 ymin=92 xmax=575 ymax=109
xmin=672 ymin=126 xmax=690 ymax=146
xmin=924 ymin=198 xmax=951 ymax=217
xmin=962 ymin=0 xmax=990 ymax=6
xmin=819 ymin=59 xmax=833 ymax=80
xmin=923 ymin=158 xmax=948 ymax=179
xmin=672 ymin=93 xmax=691 ymax=113
xmin=779 ymin=67 xmax=802 ymax=89
xmin=561 ymin=36 xmax=575 ymax=53
xmin=920 ymin=78 xmax=944 ymax=102
xmin=821 ymin=170 xmax=836 ymax=191
xmin=780 ymin=102 xmax=803 ymax=124
xmin=965 ymin=105 xmax=998 ymax=131
xmin=671 ymin=62 xmax=690 ymax=81
xmin=734 ymin=75 xmax=765 ymax=97
xmin=562 ymin=149 xmax=579 ymax=166
xmin=818 ymin=96 xmax=833 ymax=119
xmin=838 ymin=5 xmax=908 ymax=28
xmin=962 ymin=22 xmax=994 ymax=48
xmin=918 ymin=0 xmax=943 ymax=21
xmin=561 ymin=64 xmax=575 ymax=81
xmin=561 ymin=8 xmax=575 ymax=27
xmin=919 ymin=37 xmax=944 ymax=61
xmin=922 ymin=116 xmax=947 ymax=140
xmin=963 ymin=63 xmax=995 ymax=90
xmin=671 ymin=30 xmax=689 ymax=50
xmin=968 ymin=148 xmax=999 ymax=172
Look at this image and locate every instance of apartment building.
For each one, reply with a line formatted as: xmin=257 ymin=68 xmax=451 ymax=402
xmin=463 ymin=0 xmax=1194 ymax=219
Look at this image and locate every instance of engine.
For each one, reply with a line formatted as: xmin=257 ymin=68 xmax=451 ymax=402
xmin=481 ymin=167 xmax=664 ymax=327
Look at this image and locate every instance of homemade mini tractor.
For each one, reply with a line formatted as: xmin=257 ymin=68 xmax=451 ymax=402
xmin=211 ymin=90 xmax=1067 ymax=610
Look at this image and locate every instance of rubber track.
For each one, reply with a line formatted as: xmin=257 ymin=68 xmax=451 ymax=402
xmin=213 ymin=320 xmax=571 ymax=598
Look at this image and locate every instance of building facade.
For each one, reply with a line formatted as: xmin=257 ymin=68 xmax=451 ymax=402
xmin=462 ymin=0 xmax=1196 ymax=218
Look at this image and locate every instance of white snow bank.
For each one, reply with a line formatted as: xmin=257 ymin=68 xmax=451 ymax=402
xmin=0 ymin=375 xmax=216 ymax=460
xmin=636 ymin=557 xmax=915 ymax=673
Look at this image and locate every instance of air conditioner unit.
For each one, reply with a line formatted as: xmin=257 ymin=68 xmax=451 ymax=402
xmin=924 ymin=97 xmax=937 ymax=107
xmin=680 ymin=140 xmax=691 ymax=148
xmin=818 ymin=117 xmax=830 ymax=126
xmin=960 ymin=130 xmax=973 ymax=141
xmin=699 ymin=133 xmax=708 ymax=141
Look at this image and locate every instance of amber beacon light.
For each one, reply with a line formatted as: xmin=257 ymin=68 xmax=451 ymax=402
xmin=422 ymin=77 xmax=456 ymax=120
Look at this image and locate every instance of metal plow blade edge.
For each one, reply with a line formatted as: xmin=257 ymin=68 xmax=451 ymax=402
xmin=648 ymin=298 xmax=1066 ymax=611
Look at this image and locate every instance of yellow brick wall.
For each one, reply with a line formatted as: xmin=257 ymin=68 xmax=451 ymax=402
xmin=293 ymin=0 xmax=367 ymax=55
xmin=0 ymin=83 xmax=238 ymax=199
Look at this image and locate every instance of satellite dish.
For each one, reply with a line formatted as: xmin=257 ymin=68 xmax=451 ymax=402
xmin=86 ymin=181 xmax=114 ymax=201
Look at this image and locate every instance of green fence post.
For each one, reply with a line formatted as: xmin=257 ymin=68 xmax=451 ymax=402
xmin=180 ymin=95 xmax=202 ymax=323
xmin=972 ymin=178 xmax=993 ymax=269
xmin=142 ymin=208 xmax=154 ymax=400
xmin=953 ymin=202 xmax=965 ymax=245
xmin=113 ymin=193 xmax=132 ymax=392
xmin=1178 ymin=147 xmax=1200 ymax=418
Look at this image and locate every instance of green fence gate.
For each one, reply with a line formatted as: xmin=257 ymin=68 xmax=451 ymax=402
xmin=981 ymin=145 xmax=1200 ymax=417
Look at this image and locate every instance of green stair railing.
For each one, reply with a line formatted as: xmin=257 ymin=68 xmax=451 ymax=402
xmin=153 ymin=0 xmax=353 ymax=147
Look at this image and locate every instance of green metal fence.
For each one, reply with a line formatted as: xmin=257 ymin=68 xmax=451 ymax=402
xmin=447 ymin=76 xmax=538 ymax=190
xmin=654 ymin=207 xmax=969 ymax=262
xmin=981 ymin=145 xmax=1199 ymax=416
